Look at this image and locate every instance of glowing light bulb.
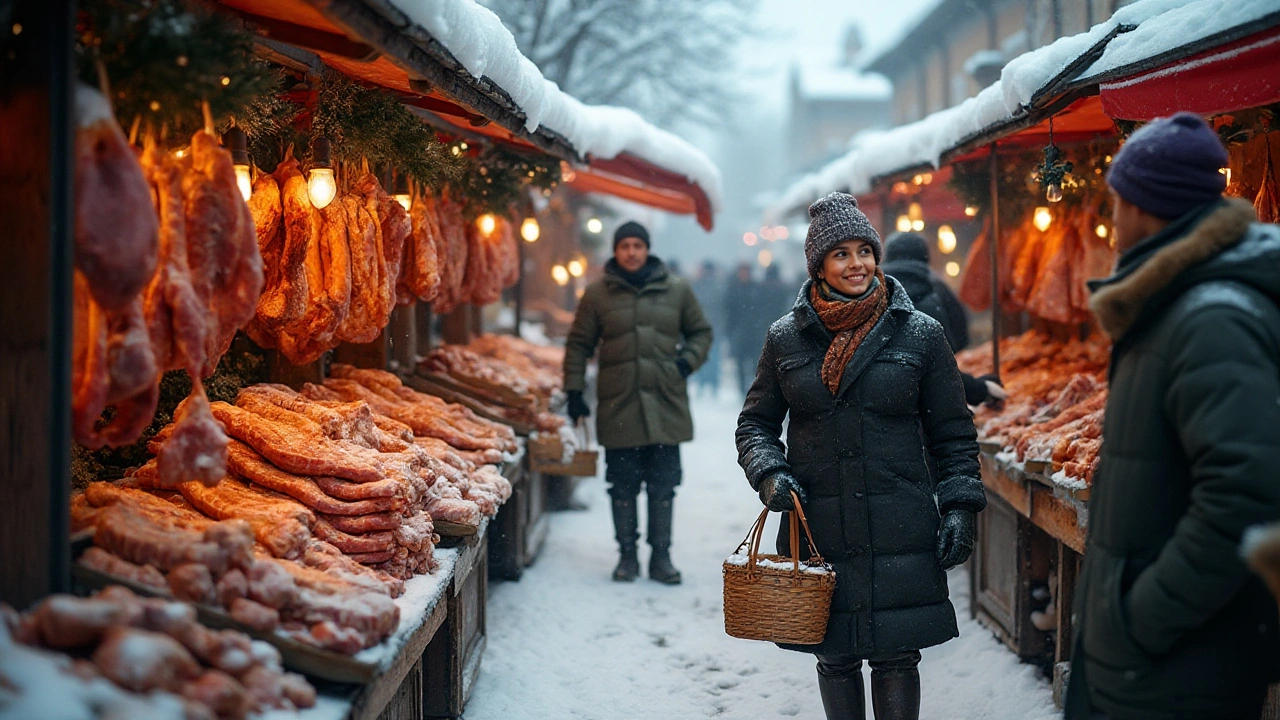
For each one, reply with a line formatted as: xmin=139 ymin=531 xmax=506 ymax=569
xmin=907 ymin=202 xmax=923 ymax=222
xmin=964 ymin=205 xmax=979 ymax=217
xmin=945 ymin=261 xmax=961 ymax=277
xmin=758 ymin=249 xmax=773 ymax=268
xmin=1046 ymin=182 xmax=1064 ymax=203
xmin=307 ymin=168 xmax=336 ymax=209
xmin=586 ymin=217 xmax=603 ymax=234
xmin=568 ymin=259 xmax=585 ymax=277
xmin=393 ymin=194 xmax=412 ymax=211
xmin=235 ymin=165 xmax=252 ymax=201
xmin=1033 ymin=206 xmax=1052 ymax=232
xmin=560 ymin=161 xmax=577 ymax=183
xmin=937 ymin=225 xmax=957 ymax=254
xmin=1220 ymin=167 xmax=1232 ymax=184
xmin=477 ymin=213 xmax=497 ymax=235
xmin=743 ymin=232 xmax=758 ymax=247
xmin=896 ymin=215 xmax=912 ymax=233
xmin=759 ymin=226 xmax=773 ymax=242
xmin=1095 ymin=224 xmax=1108 ymax=238
xmin=775 ymin=226 xmax=790 ymax=241
xmin=520 ymin=217 xmax=540 ymax=242
xmin=552 ymin=264 xmax=570 ymax=286
xmin=911 ymin=220 xmax=925 ymax=232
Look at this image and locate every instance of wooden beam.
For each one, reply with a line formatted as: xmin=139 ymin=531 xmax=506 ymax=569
xmin=0 ymin=0 xmax=74 ymax=608
xmin=223 ymin=6 xmax=381 ymax=61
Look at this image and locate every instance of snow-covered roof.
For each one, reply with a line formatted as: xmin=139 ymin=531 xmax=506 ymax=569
xmin=1075 ymin=0 xmax=1280 ymax=84
xmin=387 ymin=0 xmax=723 ymax=212
xmin=766 ymin=0 xmax=1253 ymax=221
xmin=795 ymin=62 xmax=892 ymax=102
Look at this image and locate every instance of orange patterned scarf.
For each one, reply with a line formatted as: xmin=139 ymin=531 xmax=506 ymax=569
xmin=809 ymin=269 xmax=889 ymax=395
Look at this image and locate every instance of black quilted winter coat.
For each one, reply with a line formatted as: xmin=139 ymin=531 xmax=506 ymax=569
xmin=736 ymin=277 xmax=984 ymax=657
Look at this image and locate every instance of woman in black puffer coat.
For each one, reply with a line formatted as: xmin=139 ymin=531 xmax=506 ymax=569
xmin=736 ymin=193 xmax=984 ymax=720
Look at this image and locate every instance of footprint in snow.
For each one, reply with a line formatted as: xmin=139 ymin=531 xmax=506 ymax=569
xmin=778 ymin=702 xmax=802 ymax=716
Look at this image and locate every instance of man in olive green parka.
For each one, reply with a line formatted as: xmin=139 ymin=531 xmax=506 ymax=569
xmin=563 ymin=221 xmax=713 ymax=585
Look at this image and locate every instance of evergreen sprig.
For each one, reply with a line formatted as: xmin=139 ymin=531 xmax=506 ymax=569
xmin=77 ymin=0 xmax=278 ymax=138
xmin=455 ymin=146 xmax=560 ymax=219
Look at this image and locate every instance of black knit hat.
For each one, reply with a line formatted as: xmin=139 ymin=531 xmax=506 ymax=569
xmin=805 ymin=192 xmax=881 ymax=280
xmin=884 ymin=232 xmax=930 ymax=264
xmin=613 ymin=221 xmax=651 ymax=249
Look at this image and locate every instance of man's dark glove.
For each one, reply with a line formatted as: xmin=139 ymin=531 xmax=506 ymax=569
xmin=936 ymin=508 xmax=976 ymax=570
xmin=566 ymin=390 xmax=590 ymax=421
xmin=676 ymin=358 xmax=693 ymax=379
xmin=962 ymin=373 xmax=1006 ymax=408
xmin=758 ymin=472 xmax=806 ymax=512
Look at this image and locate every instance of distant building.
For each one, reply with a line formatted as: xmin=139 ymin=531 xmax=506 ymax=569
xmin=867 ymin=0 xmax=1138 ymax=125
xmin=787 ymin=26 xmax=892 ymax=176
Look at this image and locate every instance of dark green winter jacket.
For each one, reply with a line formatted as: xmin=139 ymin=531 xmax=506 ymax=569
xmin=1066 ymin=199 xmax=1280 ymax=720
xmin=563 ymin=257 xmax=713 ymax=449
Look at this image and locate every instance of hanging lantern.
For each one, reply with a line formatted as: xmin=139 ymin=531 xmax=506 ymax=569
xmin=307 ymin=137 xmax=336 ymax=209
xmin=223 ymin=125 xmax=252 ymax=201
xmin=1035 ymin=118 xmax=1073 ymax=204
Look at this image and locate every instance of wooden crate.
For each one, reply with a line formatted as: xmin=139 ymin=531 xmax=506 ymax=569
xmin=971 ymin=493 xmax=1056 ymax=663
xmin=488 ymin=463 xmax=527 ymax=581
xmin=425 ymin=531 xmax=489 ymax=719
xmin=522 ymin=469 xmax=549 ymax=567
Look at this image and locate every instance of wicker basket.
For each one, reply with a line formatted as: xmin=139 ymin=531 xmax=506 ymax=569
xmin=723 ymin=493 xmax=836 ymax=645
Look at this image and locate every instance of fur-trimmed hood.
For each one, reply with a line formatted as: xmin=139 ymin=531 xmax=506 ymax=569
xmin=1090 ymin=199 xmax=1272 ymax=339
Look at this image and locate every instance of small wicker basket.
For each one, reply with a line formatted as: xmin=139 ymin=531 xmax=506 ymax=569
xmin=723 ymin=492 xmax=836 ymax=645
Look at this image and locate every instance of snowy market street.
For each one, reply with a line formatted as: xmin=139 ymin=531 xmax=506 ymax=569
xmin=467 ymin=386 xmax=1061 ymax=720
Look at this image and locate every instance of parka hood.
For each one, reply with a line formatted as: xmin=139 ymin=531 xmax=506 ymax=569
xmin=1090 ymin=199 xmax=1278 ymax=340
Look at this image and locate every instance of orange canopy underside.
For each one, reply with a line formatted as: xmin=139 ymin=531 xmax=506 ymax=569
xmin=217 ymin=0 xmax=714 ymax=229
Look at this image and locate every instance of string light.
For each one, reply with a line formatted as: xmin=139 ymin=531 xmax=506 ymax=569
xmin=945 ymin=261 xmax=960 ymax=277
xmin=911 ymin=220 xmax=925 ymax=232
xmin=220 ymin=76 xmax=231 ymax=86
xmin=896 ymin=215 xmax=912 ymax=233
xmin=520 ymin=217 xmax=540 ymax=242
xmin=758 ymin=249 xmax=773 ymax=267
xmin=552 ymin=265 xmax=570 ymax=286
xmin=937 ymin=225 xmax=957 ymax=254
xmin=964 ymin=205 xmax=979 ymax=217
xmin=907 ymin=202 xmax=923 ymax=222
xmin=1095 ymin=224 xmax=1108 ymax=238
xmin=585 ymin=217 xmax=603 ymax=234
xmin=477 ymin=213 xmax=497 ymax=235
xmin=774 ymin=226 xmax=790 ymax=241
xmin=393 ymin=194 xmax=412 ymax=211
xmin=1033 ymin=207 xmax=1053 ymax=232
xmin=568 ymin=259 xmax=585 ymax=277
xmin=306 ymin=137 xmax=336 ymax=209
xmin=743 ymin=232 xmax=758 ymax=247
xmin=1046 ymin=182 xmax=1064 ymax=203
xmin=560 ymin=161 xmax=577 ymax=183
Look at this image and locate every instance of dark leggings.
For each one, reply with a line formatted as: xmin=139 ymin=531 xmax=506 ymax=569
xmin=816 ymin=650 xmax=922 ymax=680
xmin=604 ymin=445 xmax=682 ymax=501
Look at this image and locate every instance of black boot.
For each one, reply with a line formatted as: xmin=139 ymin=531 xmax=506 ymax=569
xmin=818 ymin=670 xmax=865 ymax=719
xmin=611 ymin=497 xmax=640 ymax=582
xmin=646 ymin=496 xmax=682 ymax=584
xmin=870 ymin=665 xmax=920 ymax=720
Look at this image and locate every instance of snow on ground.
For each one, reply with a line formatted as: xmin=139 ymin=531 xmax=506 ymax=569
xmin=465 ymin=384 xmax=1060 ymax=720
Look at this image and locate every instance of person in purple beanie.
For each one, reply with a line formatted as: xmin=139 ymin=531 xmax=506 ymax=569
xmin=1065 ymin=112 xmax=1280 ymax=720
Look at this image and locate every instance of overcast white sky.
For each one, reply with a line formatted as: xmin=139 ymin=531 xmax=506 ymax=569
xmin=652 ymin=0 xmax=939 ymax=276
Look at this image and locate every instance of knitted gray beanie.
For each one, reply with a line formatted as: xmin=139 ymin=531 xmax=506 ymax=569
xmin=804 ymin=192 xmax=882 ymax=280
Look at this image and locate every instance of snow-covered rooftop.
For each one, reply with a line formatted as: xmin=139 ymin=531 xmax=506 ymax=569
xmin=388 ymin=0 xmax=724 ymax=212
xmin=795 ymin=61 xmax=893 ymax=102
xmin=766 ymin=0 xmax=1263 ymax=221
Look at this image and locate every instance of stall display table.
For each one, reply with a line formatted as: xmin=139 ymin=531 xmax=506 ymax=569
xmin=426 ymin=519 xmax=490 ymax=719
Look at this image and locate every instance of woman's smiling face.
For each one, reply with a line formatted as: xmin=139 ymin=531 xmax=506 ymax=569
xmin=819 ymin=239 xmax=877 ymax=296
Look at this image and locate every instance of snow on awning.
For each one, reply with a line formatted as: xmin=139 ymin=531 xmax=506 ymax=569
xmin=219 ymin=0 xmax=721 ymax=230
xmin=383 ymin=0 xmax=723 ymax=224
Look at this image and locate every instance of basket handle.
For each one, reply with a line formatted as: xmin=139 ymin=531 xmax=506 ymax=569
xmin=736 ymin=490 xmax=827 ymax=579
xmin=576 ymin=417 xmax=594 ymax=449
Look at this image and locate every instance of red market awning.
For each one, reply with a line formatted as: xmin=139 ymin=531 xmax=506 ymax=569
xmin=1099 ymin=25 xmax=1280 ymax=121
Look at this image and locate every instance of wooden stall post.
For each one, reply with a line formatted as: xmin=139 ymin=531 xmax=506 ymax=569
xmin=334 ymin=329 xmax=390 ymax=371
xmin=441 ymin=306 xmax=472 ymax=345
xmin=514 ymin=238 xmax=525 ymax=338
xmin=988 ymin=143 xmax=1002 ymax=380
xmin=388 ymin=303 xmax=416 ymax=372
xmin=265 ymin=352 xmax=324 ymax=390
xmin=416 ymin=302 xmax=434 ymax=358
xmin=0 ymin=0 xmax=74 ymax=608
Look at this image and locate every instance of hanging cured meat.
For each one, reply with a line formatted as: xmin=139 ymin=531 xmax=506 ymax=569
xmin=355 ymin=172 xmax=410 ymax=320
xmin=399 ymin=188 xmax=442 ymax=304
xmin=431 ymin=192 xmax=469 ymax=315
xmin=1026 ymin=215 xmax=1080 ymax=325
xmin=462 ymin=217 xmax=509 ymax=306
xmin=74 ymin=85 xmax=159 ymax=312
xmin=334 ymin=194 xmax=388 ymax=345
xmin=958 ymin=216 xmax=992 ymax=311
xmin=1255 ymin=140 xmax=1279 ymax=224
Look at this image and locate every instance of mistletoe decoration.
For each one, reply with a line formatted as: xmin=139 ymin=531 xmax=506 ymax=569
xmin=1032 ymin=143 xmax=1074 ymax=200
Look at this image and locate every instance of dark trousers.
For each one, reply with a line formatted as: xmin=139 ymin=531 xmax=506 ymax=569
xmin=604 ymin=445 xmax=682 ymax=502
xmin=816 ymin=650 xmax=922 ymax=681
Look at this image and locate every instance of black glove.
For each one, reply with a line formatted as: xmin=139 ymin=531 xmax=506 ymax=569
xmin=936 ymin=508 xmax=976 ymax=570
xmin=962 ymin=373 xmax=1004 ymax=407
xmin=758 ymin=472 xmax=806 ymax=512
xmin=566 ymin=390 xmax=590 ymax=421
xmin=676 ymin=358 xmax=693 ymax=379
